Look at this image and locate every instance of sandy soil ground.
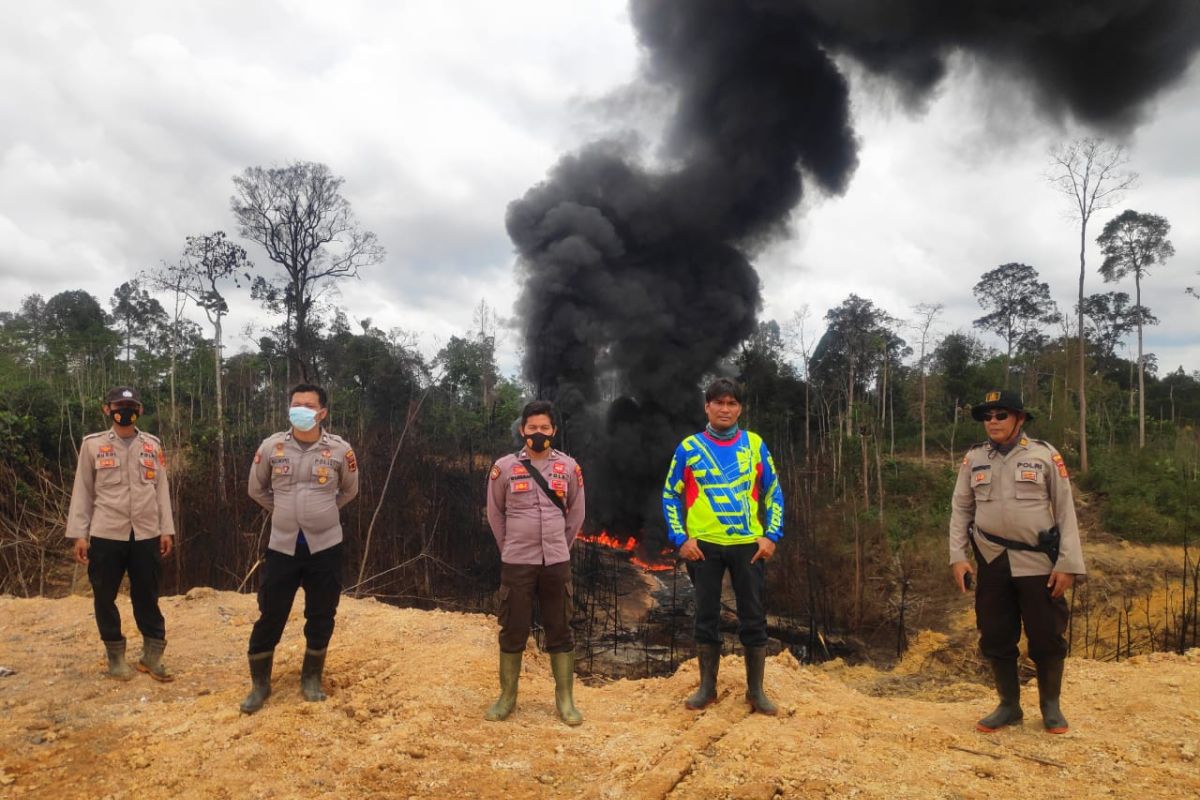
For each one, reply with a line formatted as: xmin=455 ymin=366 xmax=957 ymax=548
xmin=1 ymin=589 xmax=1197 ymax=800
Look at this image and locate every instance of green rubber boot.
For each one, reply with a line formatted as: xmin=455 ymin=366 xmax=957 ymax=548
xmin=485 ymin=651 xmax=522 ymax=721
xmin=240 ymin=651 xmax=274 ymax=714
xmin=744 ymin=646 xmax=778 ymax=716
xmin=1036 ymin=658 xmax=1069 ymax=734
xmin=685 ymin=642 xmax=721 ymax=710
xmin=976 ymin=658 xmax=1023 ymax=732
xmin=103 ymin=640 xmax=135 ymax=681
xmin=136 ymin=637 xmax=173 ymax=682
xmin=549 ymin=651 xmax=583 ymax=726
xmin=300 ymin=648 xmax=328 ymax=702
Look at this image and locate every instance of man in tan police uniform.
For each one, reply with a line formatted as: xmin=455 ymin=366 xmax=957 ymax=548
xmin=484 ymin=400 xmax=586 ymax=725
xmin=950 ymin=389 xmax=1086 ymax=734
xmin=66 ymin=386 xmax=175 ymax=681
xmin=240 ymin=383 xmax=359 ymax=714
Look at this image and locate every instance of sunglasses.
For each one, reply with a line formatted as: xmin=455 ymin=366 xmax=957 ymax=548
xmin=981 ymin=411 xmax=1010 ymax=421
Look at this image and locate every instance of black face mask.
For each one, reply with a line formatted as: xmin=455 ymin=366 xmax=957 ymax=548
xmin=524 ymin=432 xmax=552 ymax=453
xmin=110 ymin=407 xmax=139 ymax=427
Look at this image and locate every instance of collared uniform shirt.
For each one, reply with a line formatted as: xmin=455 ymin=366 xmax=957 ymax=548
xmin=66 ymin=428 xmax=175 ymax=541
xmin=486 ymin=448 xmax=585 ymax=566
xmin=949 ymin=437 xmax=1086 ymax=577
xmin=248 ymin=430 xmax=360 ymax=555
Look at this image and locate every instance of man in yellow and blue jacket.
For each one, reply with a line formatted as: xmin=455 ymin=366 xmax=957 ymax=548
xmin=662 ymin=377 xmax=784 ymax=714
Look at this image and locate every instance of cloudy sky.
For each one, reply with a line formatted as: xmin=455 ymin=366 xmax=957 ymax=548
xmin=2 ymin=0 xmax=1197 ymax=376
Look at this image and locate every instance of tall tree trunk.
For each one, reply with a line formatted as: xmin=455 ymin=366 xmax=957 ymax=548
xmin=919 ymin=357 xmax=927 ymax=466
xmin=1077 ymin=220 xmax=1089 ymax=472
xmin=1136 ymin=271 xmax=1145 ymax=448
xmin=214 ymin=315 xmax=227 ymax=501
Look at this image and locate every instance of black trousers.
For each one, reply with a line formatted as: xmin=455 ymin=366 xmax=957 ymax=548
xmin=497 ymin=560 xmax=574 ymax=654
xmin=973 ymin=541 xmax=1069 ymax=663
xmin=248 ymin=540 xmax=343 ymax=655
xmin=87 ymin=532 xmax=165 ymax=643
xmin=686 ymin=540 xmax=767 ymax=647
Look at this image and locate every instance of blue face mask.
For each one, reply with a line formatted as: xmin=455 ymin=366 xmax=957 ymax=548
xmin=289 ymin=406 xmax=320 ymax=432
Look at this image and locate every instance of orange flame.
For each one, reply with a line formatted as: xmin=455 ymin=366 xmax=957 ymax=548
xmin=580 ymin=530 xmax=676 ymax=572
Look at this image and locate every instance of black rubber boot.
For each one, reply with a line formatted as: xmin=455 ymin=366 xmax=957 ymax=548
xmin=685 ymin=642 xmax=721 ymax=710
xmin=1036 ymin=658 xmax=1069 ymax=734
xmin=976 ymin=658 xmax=1023 ymax=732
xmin=549 ymin=651 xmax=583 ymax=726
xmin=103 ymin=640 xmax=135 ymax=681
xmin=744 ymin=645 xmax=778 ymax=716
xmin=485 ymin=651 xmax=522 ymax=721
xmin=300 ymin=648 xmax=328 ymax=702
xmin=240 ymin=651 xmax=274 ymax=714
xmin=137 ymin=637 xmax=174 ymax=682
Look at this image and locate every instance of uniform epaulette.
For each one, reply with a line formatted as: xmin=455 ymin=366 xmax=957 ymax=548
xmin=139 ymin=431 xmax=162 ymax=443
xmin=967 ymin=441 xmax=987 ymax=450
xmin=82 ymin=431 xmax=106 ymax=440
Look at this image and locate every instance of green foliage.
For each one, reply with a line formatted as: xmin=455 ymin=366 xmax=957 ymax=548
xmin=1078 ymin=433 xmax=1200 ymax=544
xmin=881 ymin=460 xmax=958 ymax=549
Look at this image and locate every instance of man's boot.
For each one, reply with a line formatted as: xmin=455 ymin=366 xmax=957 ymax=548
xmin=300 ymin=647 xmax=328 ymax=702
xmin=240 ymin=651 xmax=274 ymax=714
xmin=685 ymin=642 xmax=721 ymax=710
xmin=103 ymin=640 xmax=135 ymax=681
xmin=485 ymin=651 xmax=522 ymax=721
xmin=744 ymin=645 xmax=778 ymax=716
xmin=549 ymin=651 xmax=583 ymax=726
xmin=1036 ymin=658 xmax=1069 ymax=734
xmin=136 ymin=637 xmax=174 ymax=682
xmin=976 ymin=658 xmax=1023 ymax=732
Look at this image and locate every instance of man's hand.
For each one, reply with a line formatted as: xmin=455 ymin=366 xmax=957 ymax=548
xmin=951 ymin=561 xmax=974 ymax=594
xmin=750 ymin=537 xmax=776 ymax=564
xmin=73 ymin=538 xmax=89 ymax=565
xmin=679 ymin=538 xmax=704 ymax=562
xmin=1047 ymin=570 xmax=1074 ymax=599
xmin=160 ymin=535 xmax=174 ymax=558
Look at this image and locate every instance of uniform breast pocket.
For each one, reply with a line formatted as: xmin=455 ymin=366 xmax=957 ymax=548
xmin=509 ymin=479 xmax=537 ymax=508
xmin=139 ymin=457 xmax=159 ymax=484
xmin=95 ymin=456 xmax=123 ymax=485
xmin=970 ymin=469 xmax=993 ymax=500
xmin=1014 ymin=469 xmax=1046 ymax=500
xmin=310 ymin=464 xmax=338 ymax=491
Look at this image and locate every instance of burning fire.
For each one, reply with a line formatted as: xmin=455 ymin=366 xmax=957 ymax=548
xmin=579 ymin=530 xmax=676 ymax=572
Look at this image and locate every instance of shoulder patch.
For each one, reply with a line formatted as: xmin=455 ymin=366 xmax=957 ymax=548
xmin=1051 ymin=452 xmax=1069 ymax=478
xmin=345 ymin=450 xmax=358 ymax=472
xmin=490 ymin=465 xmax=501 ymax=480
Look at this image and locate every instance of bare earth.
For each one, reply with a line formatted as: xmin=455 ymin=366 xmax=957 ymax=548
xmin=1 ymin=590 xmax=1197 ymax=800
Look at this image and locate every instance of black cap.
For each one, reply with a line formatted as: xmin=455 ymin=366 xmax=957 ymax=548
xmin=104 ymin=386 xmax=142 ymax=405
xmin=971 ymin=389 xmax=1034 ymax=421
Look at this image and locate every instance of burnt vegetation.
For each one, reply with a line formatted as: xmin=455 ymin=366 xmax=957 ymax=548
xmin=4 ymin=1 xmax=1200 ymax=674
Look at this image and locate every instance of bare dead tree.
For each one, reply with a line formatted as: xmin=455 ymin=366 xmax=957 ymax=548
xmin=231 ymin=161 xmax=385 ymax=381
xmin=910 ymin=303 xmax=943 ymax=466
xmin=1046 ymin=138 xmax=1138 ymax=473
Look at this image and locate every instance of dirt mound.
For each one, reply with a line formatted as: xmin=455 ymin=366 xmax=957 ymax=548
xmin=1 ymin=590 xmax=1197 ymax=799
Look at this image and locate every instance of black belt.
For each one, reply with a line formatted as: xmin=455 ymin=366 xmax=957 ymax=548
xmin=975 ymin=525 xmax=1060 ymax=566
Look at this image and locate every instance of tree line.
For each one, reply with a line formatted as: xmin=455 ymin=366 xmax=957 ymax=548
xmin=1 ymin=149 xmax=1197 ymax=661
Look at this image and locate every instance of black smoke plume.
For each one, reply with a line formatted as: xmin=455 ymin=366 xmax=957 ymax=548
xmin=506 ymin=0 xmax=1200 ymax=542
